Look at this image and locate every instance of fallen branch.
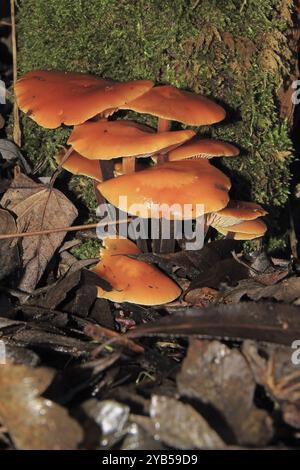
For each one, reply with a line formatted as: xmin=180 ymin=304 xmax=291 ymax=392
xmin=10 ymin=0 xmax=21 ymax=147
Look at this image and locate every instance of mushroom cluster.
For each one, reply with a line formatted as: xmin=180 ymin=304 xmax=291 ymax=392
xmin=15 ymin=70 xmax=267 ymax=305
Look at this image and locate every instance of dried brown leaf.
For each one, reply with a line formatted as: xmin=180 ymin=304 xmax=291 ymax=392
xmin=0 ymin=208 xmax=19 ymax=280
xmin=1 ymin=171 xmax=78 ymax=292
xmin=177 ymin=339 xmax=273 ymax=446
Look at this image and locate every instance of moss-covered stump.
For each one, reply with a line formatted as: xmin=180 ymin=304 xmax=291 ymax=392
xmin=15 ymin=0 xmax=294 ymax=220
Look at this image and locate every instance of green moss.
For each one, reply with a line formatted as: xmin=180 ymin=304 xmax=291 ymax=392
xmin=71 ymin=239 xmax=101 ymax=260
xmin=15 ymin=0 xmax=294 ymax=216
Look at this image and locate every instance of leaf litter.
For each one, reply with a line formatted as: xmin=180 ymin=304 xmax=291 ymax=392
xmin=1 ymin=151 xmax=300 ymax=450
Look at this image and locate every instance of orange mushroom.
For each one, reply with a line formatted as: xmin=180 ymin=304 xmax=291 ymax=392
xmin=55 ymin=148 xmax=149 ymax=181
xmin=119 ymin=85 xmax=225 ymax=166
xmin=68 ymin=120 xmax=195 ymax=173
xmin=93 ymin=237 xmax=181 ymax=305
xmin=98 ymin=160 xmax=231 ymax=219
xmin=213 ymin=218 xmax=267 ymax=240
xmin=120 ymin=85 xmax=226 ymax=129
xmin=15 ymin=70 xmax=154 ymax=129
xmin=207 ymin=200 xmax=267 ymax=227
xmin=168 ymin=138 xmax=239 ymax=161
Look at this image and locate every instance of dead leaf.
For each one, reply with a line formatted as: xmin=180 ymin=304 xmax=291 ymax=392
xmin=0 ymin=208 xmax=19 ymax=280
xmin=0 ymin=114 xmax=4 ymax=129
xmin=1 ymin=171 xmax=78 ymax=292
xmin=0 ymin=363 xmax=83 ymax=449
xmin=223 ymin=277 xmax=300 ymax=304
xmin=0 ymin=139 xmax=31 ymax=173
xmin=184 ymin=287 xmax=220 ymax=307
xmin=243 ymin=341 xmax=300 ymax=428
xmin=133 ymin=239 xmax=241 ymax=280
xmin=148 ymin=395 xmax=225 ymax=449
xmin=177 ymin=339 xmax=273 ymax=446
xmin=188 ymin=258 xmax=249 ymax=290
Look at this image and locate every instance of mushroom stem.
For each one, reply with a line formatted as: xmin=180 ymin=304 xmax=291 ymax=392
xmin=158 ymin=221 xmax=176 ymax=253
xmin=122 ymin=156 xmax=136 ymax=174
xmin=157 ymin=117 xmax=171 ymax=133
xmin=154 ymin=118 xmax=174 ymax=252
xmin=99 ymin=160 xmax=115 ymax=181
xmin=157 ymin=118 xmax=171 ymax=165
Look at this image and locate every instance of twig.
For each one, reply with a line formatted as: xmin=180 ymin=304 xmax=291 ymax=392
xmin=10 ymin=0 xmax=21 ymax=147
xmin=288 ymin=203 xmax=298 ymax=259
xmin=0 ymin=217 xmax=131 ymax=240
xmin=0 ymin=20 xmax=12 ymax=26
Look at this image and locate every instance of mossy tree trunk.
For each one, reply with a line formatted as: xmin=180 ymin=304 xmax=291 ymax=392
xmin=14 ymin=0 xmax=296 ymax=246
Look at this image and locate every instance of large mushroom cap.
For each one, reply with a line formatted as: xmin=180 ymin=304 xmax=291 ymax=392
xmin=93 ymin=237 xmax=181 ymax=305
xmin=98 ymin=160 xmax=231 ymax=219
xmin=168 ymin=138 xmax=239 ymax=161
xmin=68 ymin=120 xmax=195 ymax=160
xmin=119 ymin=85 xmax=226 ymax=125
xmin=208 ymin=200 xmax=267 ymax=227
xmin=15 ymin=70 xmax=154 ymax=129
xmin=214 ymin=218 xmax=267 ymax=240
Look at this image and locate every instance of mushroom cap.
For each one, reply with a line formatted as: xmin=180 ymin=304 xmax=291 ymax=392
xmin=15 ymin=70 xmax=154 ymax=129
xmin=168 ymin=138 xmax=239 ymax=161
xmin=93 ymin=237 xmax=181 ymax=305
xmin=55 ymin=148 xmax=103 ymax=181
xmin=119 ymin=85 xmax=226 ymax=125
xmin=214 ymin=218 xmax=267 ymax=239
xmin=68 ymin=120 xmax=195 ymax=160
xmin=98 ymin=160 xmax=231 ymax=219
xmin=208 ymin=200 xmax=267 ymax=227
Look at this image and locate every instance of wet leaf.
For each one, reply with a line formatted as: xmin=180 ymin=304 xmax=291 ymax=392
xmin=82 ymin=399 xmax=129 ymax=447
xmin=148 ymin=395 xmax=225 ymax=449
xmin=0 ymin=363 xmax=83 ymax=449
xmin=1 ymin=171 xmax=78 ymax=292
xmin=121 ymin=423 xmax=163 ymax=450
xmin=177 ymin=339 xmax=273 ymax=446
xmin=0 ymin=208 xmax=19 ymax=280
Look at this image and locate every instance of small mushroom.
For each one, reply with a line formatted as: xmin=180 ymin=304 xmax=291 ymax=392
xmin=98 ymin=160 xmax=231 ymax=219
xmin=68 ymin=120 xmax=195 ymax=173
xmin=15 ymin=70 xmax=154 ymax=129
xmin=213 ymin=218 xmax=267 ymax=240
xmin=93 ymin=237 xmax=181 ymax=305
xmin=168 ymin=138 xmax=239 ymax=161
xmin=55 ymin=148 xmax=149 ymax=181
xmin=207 ymin=200 xmax=268 ymax=227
